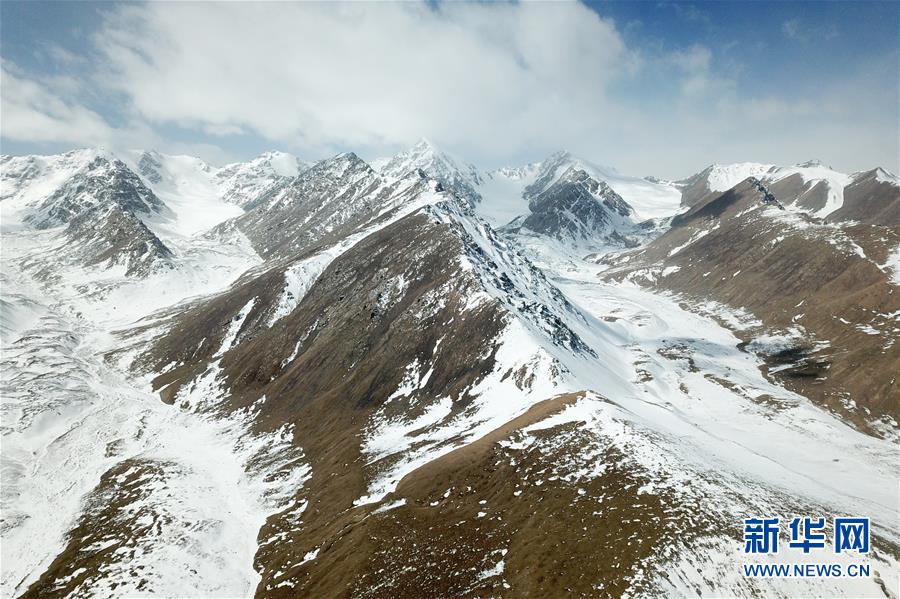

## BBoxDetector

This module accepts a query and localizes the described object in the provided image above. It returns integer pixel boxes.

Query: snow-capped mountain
[130,149,309,209]
[0,150,175,278]
[508,166,637,246]
[65,201,174,277]
[1,143,898,598]
[829,167,900,224]
[521,150,683,221]
[1,149,166,230]
[379,138,484,205]
[675,159,894,220]
[123,149,310,235]
[473,150,684,241]
[227,151,438,260]
[676,161,776,207]
[214,150,310,209]
[600,173,900,430]
[370,142,681,245]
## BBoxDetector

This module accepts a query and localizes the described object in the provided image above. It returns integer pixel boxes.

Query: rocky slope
[214,151,311,209]
[674,159,884,220]
[1,150,167,229]
[829,167,900,224]
[378,138,483,205]
[600,174,900,432]
[225,152,438,261]
[508,166,637,246]
[477,150,682,229]
[1,150,174,277]
[130,149,309,211]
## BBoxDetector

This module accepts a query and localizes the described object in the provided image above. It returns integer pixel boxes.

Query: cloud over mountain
[1,1,897,177]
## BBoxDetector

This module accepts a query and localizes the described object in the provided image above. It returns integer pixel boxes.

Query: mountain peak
[858,166,900,186]
[546,150,573,164]
[539,151,622,178]
[398,138,445,165]
[334,150,364,162]
[379,139,482,203]
[412,137,437,151]
[874,166,899,184]
[253,149,288,163]
[795,159,829,169]
[248,150,306,178]
[306,151,373,182]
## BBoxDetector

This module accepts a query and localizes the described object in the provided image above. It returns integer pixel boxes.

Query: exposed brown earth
[290,395,710,599]
[603,179,900,431]
[767,173,830,214]
[830,169,900,225]
[239,390,720,599]
[21,459,179,598]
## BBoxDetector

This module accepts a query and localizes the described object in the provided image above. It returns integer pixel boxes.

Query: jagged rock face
[521,150,578,198]
[1,151,166,229]
[136,151,164,184]
[231,152,379,257]
[603,178,900,428]
[27,156,165,229]
[521,150,635,202]
[517,167,634,242]
[479,150,682,231]
[381,140,483,205]
[230,152,431,260]
[1,151,172,278]
[214,151,310,209]
[65,204,173,277]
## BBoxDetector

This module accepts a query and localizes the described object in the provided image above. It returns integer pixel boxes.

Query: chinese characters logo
[743,516,869,554]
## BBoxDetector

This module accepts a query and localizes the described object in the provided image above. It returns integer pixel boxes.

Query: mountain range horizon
[9,137,894,187]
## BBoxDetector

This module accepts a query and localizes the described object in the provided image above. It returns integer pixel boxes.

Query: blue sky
[598,1,898,99]
[1,1,897,178]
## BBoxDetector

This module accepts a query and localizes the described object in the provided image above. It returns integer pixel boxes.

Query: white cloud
[0,63,112,145]
[0,1,895,178]
[0,62,242,165]
[782,18,838,42]
[89,1,634,161]
[668,44,712,72]
[782,19,803,40]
